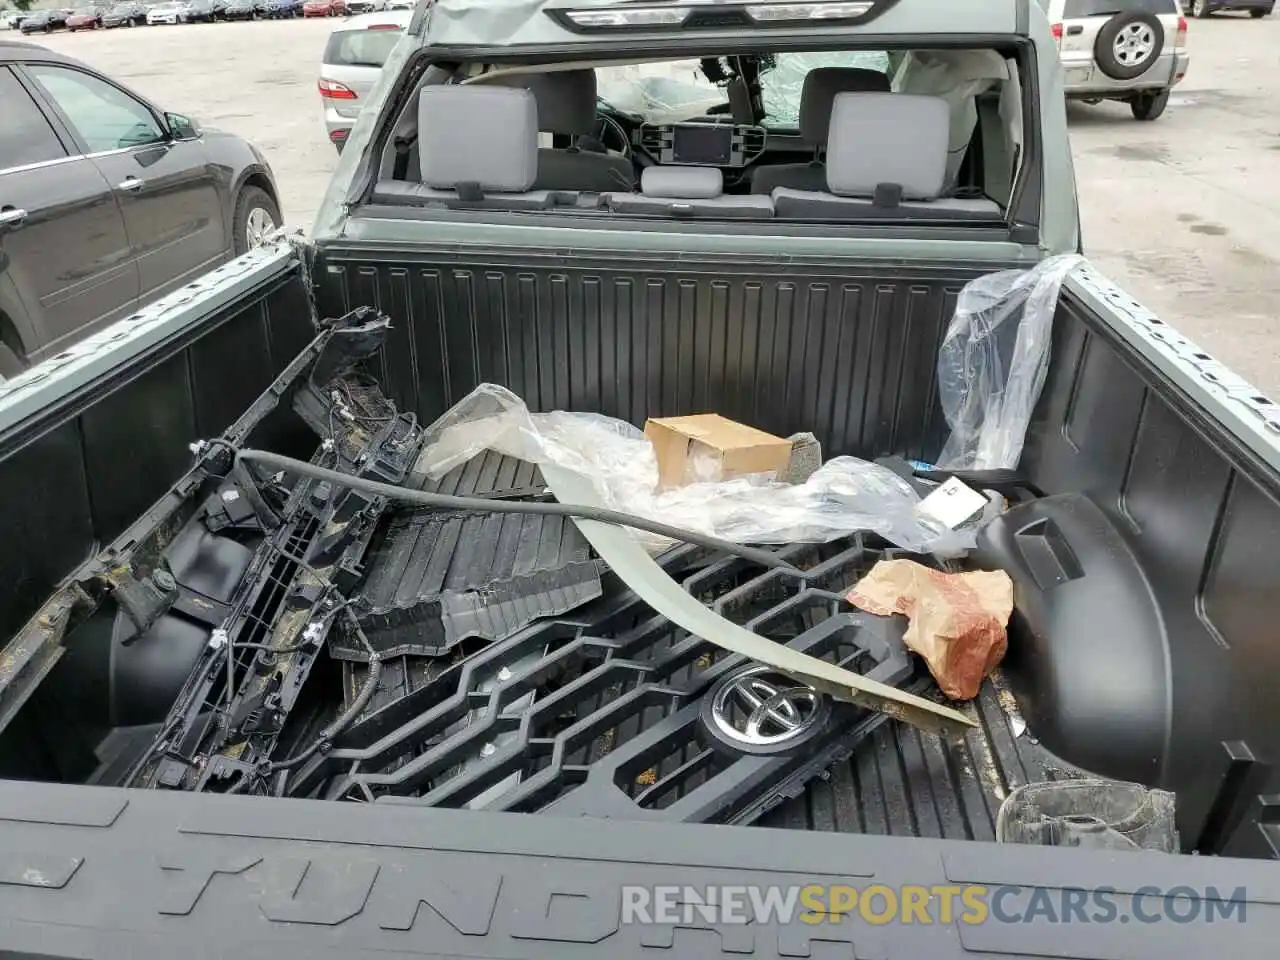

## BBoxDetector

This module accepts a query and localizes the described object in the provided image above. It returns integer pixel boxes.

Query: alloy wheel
[244,207,277,249]
[1113,22,1156,67]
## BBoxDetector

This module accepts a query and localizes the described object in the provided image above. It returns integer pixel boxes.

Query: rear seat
[750,66,891,195]
[373,86,560,211]
[490,69,636,192]
[601,167,774,219]
[771,92,1004,222]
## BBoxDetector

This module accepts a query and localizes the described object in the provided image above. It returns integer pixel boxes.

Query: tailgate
[0,778,1273,958]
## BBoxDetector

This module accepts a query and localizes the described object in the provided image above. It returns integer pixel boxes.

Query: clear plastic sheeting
[416,384,973,556]
[936,254,1086,471]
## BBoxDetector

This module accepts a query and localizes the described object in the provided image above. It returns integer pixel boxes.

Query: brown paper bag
[847,559,1014,700]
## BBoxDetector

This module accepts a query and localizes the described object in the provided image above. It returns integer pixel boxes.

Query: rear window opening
[367,44,1031,232]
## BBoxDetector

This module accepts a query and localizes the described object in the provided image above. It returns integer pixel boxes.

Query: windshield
[596,60,721,124]
[595,52,892,127]
[761,51,891,126]
[323,28,404,68]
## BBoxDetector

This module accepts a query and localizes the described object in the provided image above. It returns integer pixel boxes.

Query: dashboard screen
[670,124,733,165]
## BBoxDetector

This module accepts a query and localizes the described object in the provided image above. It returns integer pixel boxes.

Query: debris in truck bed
[340,507,602,660]
[106,309,1002,819]
[340,451,600,661]
[322,533,920,819]
[997,779,1179,853]
[539,460,975,737]
[415,382,973,555]
[848,559,1014,700]
[785,432,823,484]
[644,413,793,488]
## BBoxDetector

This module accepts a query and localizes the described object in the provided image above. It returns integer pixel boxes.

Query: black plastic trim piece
[1006,40,1042,242]
[973,494,1169,786]
[419,34,1029,62]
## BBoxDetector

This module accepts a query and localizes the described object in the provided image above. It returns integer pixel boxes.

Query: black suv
[0,42,282,376]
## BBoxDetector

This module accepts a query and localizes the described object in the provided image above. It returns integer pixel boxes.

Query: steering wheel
[590,113,631,158]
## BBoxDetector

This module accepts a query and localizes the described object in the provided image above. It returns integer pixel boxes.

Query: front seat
[493,69,635,192]
[750,67,891,195]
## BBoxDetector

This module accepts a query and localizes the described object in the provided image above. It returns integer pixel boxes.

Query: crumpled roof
[424,0,607,47]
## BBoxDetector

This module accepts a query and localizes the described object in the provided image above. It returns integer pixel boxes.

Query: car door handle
[0,207,26,229]
[118,177,145,193]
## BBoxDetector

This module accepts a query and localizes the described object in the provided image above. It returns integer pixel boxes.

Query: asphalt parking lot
[21,15,1280,396]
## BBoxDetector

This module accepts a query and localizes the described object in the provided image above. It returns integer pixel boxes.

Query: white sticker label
[918,477,988,529]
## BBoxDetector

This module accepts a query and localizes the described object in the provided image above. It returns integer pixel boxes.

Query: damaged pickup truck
[0,0,1278,956]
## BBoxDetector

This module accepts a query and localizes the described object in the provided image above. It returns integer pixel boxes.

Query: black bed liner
[757,680,1055,841]
[0,778,1272,960]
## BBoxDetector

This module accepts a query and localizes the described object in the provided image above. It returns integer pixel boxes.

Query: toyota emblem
[706,665,828,749]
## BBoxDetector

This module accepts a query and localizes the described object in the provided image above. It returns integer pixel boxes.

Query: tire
[1251,8,1270,17]
[1192,0,1211,16]
[1094,12,1165,81]
[232,186,282,255]
[1131,88,1171,121]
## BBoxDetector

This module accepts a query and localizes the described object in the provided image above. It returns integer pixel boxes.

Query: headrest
[798,67,892,145]
[826,92,949,201]
[491,69,598,136]
[640,166,722,200]
[418,86,538,193]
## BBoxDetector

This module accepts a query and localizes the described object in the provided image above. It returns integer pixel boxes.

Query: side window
[0,68,67,170]
[26,64,165,154]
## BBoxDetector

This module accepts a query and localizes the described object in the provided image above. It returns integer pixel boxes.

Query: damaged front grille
[292,536,921,824]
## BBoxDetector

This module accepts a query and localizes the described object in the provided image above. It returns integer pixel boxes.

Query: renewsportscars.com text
[621,884,1248,927]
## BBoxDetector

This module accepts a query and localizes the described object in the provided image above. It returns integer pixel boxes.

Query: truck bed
[3,241,1280,877]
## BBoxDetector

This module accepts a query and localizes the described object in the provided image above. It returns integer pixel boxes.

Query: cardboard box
[644,414,794,489]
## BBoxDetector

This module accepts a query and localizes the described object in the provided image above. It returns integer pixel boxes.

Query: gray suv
[1045,0,1189,120]
[0,41,282,376]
